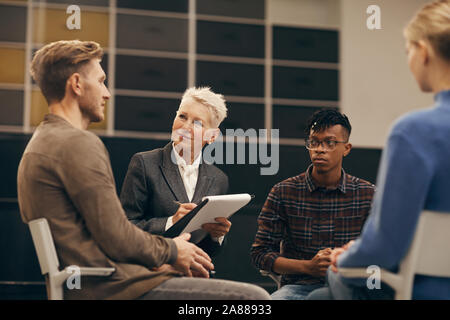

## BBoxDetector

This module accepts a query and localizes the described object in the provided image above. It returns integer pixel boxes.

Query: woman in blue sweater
[308,0,450,300]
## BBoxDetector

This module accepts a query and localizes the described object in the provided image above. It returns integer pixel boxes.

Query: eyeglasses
[177,112,206,129]
[305,138,348,151]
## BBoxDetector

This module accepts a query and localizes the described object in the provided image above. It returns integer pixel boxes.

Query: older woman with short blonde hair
[120,87,232,256]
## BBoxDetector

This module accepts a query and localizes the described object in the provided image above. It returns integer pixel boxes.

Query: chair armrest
[260,270,281,289]
[260,270,271,277]
[338,268,368,278]
[59,266,115,279]
[338,267,402,292]
[79,267,115,276]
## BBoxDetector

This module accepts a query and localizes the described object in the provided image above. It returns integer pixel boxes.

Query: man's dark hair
[304,109,352,140]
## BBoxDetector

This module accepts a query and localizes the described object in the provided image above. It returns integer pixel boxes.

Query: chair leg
[44,275,51,300]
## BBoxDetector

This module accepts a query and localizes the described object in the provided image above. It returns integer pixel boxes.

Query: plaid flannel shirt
[251,165,375,286]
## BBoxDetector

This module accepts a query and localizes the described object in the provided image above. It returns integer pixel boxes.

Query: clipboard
[163,198,209,239]
[163,193,253,243]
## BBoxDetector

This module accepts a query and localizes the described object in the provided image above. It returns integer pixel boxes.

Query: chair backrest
[338,210,450,299]
[401,210,450,278]
[28,218,60,276]
[395,210,450,299]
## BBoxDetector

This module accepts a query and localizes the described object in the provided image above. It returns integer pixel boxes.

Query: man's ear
[343,143,352,157]
[67,73,82,96]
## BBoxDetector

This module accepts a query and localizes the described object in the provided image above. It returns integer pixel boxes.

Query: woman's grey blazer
[120,142,229,255]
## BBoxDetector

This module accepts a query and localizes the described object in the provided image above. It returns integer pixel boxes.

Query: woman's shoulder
[132,144,169,162]
[390,106,436,136]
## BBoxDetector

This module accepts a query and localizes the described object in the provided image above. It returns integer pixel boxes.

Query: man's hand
[202,217,232,238]
[306,248,333,277]
[172,233,214,278]
[173,203,197,224]
[152,263,206,276]
[152,264,177,273]
[330,240,355,273]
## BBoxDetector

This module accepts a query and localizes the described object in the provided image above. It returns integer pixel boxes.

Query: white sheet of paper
[182,193,252,234]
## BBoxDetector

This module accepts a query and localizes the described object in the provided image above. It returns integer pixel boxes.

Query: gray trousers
[138,277,271,300]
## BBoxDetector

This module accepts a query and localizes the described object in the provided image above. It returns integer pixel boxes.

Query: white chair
[260,269,281,289]
[338,210,450,300]
[28,218,115,300]
[259,240,283,290]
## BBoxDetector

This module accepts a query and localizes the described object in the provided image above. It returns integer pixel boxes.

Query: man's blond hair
[30,40,104,104]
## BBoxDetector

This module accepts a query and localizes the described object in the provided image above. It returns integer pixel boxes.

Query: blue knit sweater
[338,90,450,299]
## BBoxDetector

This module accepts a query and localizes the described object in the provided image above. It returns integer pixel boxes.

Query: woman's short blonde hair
[179,87,228,128]
[404,0,450,60]
[30,40,104,104]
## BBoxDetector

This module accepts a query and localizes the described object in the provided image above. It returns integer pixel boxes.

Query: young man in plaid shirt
[251,109,375,300]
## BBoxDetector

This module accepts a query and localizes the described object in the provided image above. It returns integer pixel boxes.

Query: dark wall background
[0,132,381,299]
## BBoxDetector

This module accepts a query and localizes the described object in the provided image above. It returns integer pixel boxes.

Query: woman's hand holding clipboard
[163,194,253,243]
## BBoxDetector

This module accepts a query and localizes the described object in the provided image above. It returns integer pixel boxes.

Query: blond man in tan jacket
[17,40,270,300]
